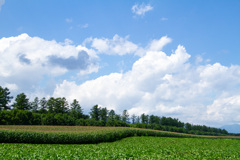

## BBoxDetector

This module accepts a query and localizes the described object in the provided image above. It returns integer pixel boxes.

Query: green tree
[141,113,149,124]
[114,114,121,121]
[136,116,140,123]
[149,115,161,124]
[108,109,115,120]
[47,97,69,113]
[41,113,56,125]
[99,107,108,123]
[90,105,100,121]
[54,97,69,113]
[70,99,83,119]
[12,93,30,110]
[185,123,192,131]
[0,86,13,110]
[47,97,55,113]
[131,114,137,124]
[121,109,129,123]
[30,97,39,112]
[39,97,47,113]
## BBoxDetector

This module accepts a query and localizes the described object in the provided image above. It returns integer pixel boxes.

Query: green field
[1,137,240,159]
[0,125,240,159]
[0,125,205,144]
[0,125,130,133]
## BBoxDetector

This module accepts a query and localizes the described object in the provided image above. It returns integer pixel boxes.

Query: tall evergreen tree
[108,109,116,120]
[70,99,83,119]
[149,115,161,124]
[0,86,13,110]
[47,97,55,113]
[47,97,69,113]
[141,113,148,124]
[90,105,100,120]
[39,97,47,113]
[121,109,129,123]
[100,107,108,122]
[12,93,30,110]
[31,97,39,112]
[136,116,140,123]
[54,97,69,113]
[131,114,137,124]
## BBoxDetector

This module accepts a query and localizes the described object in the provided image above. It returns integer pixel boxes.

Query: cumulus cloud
[53,45,192,114]
[0,34,98,96]
[132,3,153,16]
[0,0,4,11]
[205,95,240,126]
[3,83,18,91]
[147,36,172,52]
[53,41,240,127]
[89,34,139,56]
[85,35,171,57]
[49,51,92,70]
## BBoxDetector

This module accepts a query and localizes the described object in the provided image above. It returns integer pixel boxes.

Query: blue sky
[0,0,240,127]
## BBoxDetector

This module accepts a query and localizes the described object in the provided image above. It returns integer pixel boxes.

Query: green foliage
[30,97,39,112]
[121,109,129,123]
[141,113,148,124]
[0,136,240,159]
[108,109,115,120]
[131,114,137,124]
[47,97,69,113]
[99,107,108,124]
[89,105,100,120]
[39,97,47,113]
[12,93,30,110]
[0,86,13,110]
[70,99,83,119]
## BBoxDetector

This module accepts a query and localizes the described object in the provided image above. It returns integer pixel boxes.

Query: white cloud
[132,3,153,16]
[54,45,191,114]
[85,35,171,56]
[0,34,98,96]
[0,0,4,11]
[53,40,240,127]
[90,34,139,56]
[205,95,240,126]
[147,36,172,52]
[3,83,18,91]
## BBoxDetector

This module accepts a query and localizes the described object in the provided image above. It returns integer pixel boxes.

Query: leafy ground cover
[0,137,240,159]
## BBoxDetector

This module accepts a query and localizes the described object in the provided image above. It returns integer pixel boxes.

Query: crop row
[0,128,197,144]
[1,137,240,159]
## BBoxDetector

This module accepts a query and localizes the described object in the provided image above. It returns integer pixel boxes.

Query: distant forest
[0,86,228,136]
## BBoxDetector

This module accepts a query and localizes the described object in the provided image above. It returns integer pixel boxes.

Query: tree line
[0,86,228,136]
